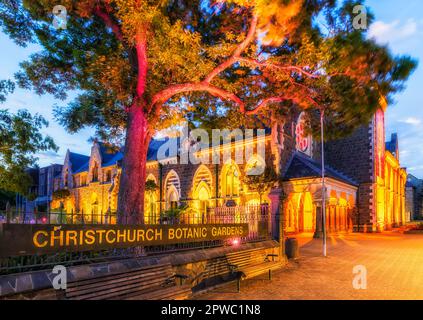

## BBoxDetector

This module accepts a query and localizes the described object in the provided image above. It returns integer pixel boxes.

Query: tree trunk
[118,105,151,224]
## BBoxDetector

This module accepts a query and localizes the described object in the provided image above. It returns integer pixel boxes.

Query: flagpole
[321,109,327,257]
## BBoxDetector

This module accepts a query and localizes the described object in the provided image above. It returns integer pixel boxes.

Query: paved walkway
[195,232,423,300]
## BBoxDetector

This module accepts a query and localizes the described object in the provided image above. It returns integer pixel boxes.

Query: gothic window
[193,165,213,218]
[164,170,180,210]
[145,174,158,224]
[295,112,312,157]
[222,162,240,198]
[92,162,99,182]
[81,175,87,186]
[105,170,112,183]
[64,169,69,187]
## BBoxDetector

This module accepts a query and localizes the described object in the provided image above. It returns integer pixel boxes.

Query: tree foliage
[0,108,58,195]
[145,179,158,193]
[244,160,280,203]
[53,188,71,200]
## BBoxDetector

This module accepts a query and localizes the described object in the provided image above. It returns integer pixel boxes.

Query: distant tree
[0,0,416,223]
[53,188,71,200]
[244,162,280,204]
[0,109,57,195]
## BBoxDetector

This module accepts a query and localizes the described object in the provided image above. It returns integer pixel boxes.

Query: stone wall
[325,123,375,230]
[0,241,280,300]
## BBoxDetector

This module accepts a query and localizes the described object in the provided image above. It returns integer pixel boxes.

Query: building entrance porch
[283,177,357,235]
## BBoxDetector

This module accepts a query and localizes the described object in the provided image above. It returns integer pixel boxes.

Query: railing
[0,210,118,225]
[0,205,271,275]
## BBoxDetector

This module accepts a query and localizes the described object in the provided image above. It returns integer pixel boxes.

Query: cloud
[368,19,417,44]
[399,117,422,126]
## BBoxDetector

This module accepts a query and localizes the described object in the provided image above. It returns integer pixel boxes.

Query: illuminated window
[105,170,112,183]
[92,162,99,182]
[295,112,312,157]
[164,170,180,210]
[222,162,240,198]
[193,165,213,217]
[80,175,87,186]
[64,169,69,187]
[375,109,385,179]
[145,174,158,224]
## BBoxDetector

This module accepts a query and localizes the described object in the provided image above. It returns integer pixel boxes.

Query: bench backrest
[64,263,175,300]
[193,248,268,285]
[226,248,267,268]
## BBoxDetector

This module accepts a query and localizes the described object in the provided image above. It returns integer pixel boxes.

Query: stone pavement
[194,232,423,300]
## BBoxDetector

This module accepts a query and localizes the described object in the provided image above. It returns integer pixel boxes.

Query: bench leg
[237,279,241,293]
[269,269,272,281]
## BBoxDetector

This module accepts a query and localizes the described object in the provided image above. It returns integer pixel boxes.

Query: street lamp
[320,109,327,257]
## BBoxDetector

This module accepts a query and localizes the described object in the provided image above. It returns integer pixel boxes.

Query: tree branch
[245,92,320,116]
[203,15,258,83]
[150,15,258,114]
[93,6,123,41]
[151,82,245,110]
[238,57,319,79]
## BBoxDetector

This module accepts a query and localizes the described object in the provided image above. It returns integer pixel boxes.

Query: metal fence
[0,210,118,225]
[0,205,271,275]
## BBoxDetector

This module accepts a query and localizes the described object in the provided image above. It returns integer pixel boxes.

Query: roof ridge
[293,152,358,186]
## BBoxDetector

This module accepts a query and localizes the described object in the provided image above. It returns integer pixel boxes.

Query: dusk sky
[0,0,422,177]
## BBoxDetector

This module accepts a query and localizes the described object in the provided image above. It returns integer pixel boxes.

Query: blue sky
[0,0,422,176]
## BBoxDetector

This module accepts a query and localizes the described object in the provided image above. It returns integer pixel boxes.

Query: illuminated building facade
[51,105,408,233]
[325,104,408,231]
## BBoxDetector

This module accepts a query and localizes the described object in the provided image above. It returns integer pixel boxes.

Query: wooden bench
[226,249,281,292]
[60,263,191,300]
[191,248,280,292]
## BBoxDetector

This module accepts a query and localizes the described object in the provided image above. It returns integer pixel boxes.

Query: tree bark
[118,104,151,224]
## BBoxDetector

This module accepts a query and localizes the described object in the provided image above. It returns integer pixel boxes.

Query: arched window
[192,165,213,217]
[295,112,313,156]
[167,186,179,210]
[90,193,99,223]
[92,162,99,182]
[164,170,180,210]
[221,162,240,198]
[145,174,158,224]
[64,170,68,187]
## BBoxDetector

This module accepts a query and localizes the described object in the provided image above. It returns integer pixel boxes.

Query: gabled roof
[284,152,358,187]
[70,139,178,174]
[69,152,90,173]
[98,142,124,167]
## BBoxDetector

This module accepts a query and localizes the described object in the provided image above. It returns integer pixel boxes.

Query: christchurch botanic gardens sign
[0,224,249,257]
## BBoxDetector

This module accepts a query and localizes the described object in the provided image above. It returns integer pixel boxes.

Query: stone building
[406,174,423,220]
[52,103,408,233]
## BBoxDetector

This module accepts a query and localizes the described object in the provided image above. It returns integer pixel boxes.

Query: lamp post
[320,109,327,257]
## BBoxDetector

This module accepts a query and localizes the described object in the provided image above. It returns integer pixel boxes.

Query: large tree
[0,0,415,223]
